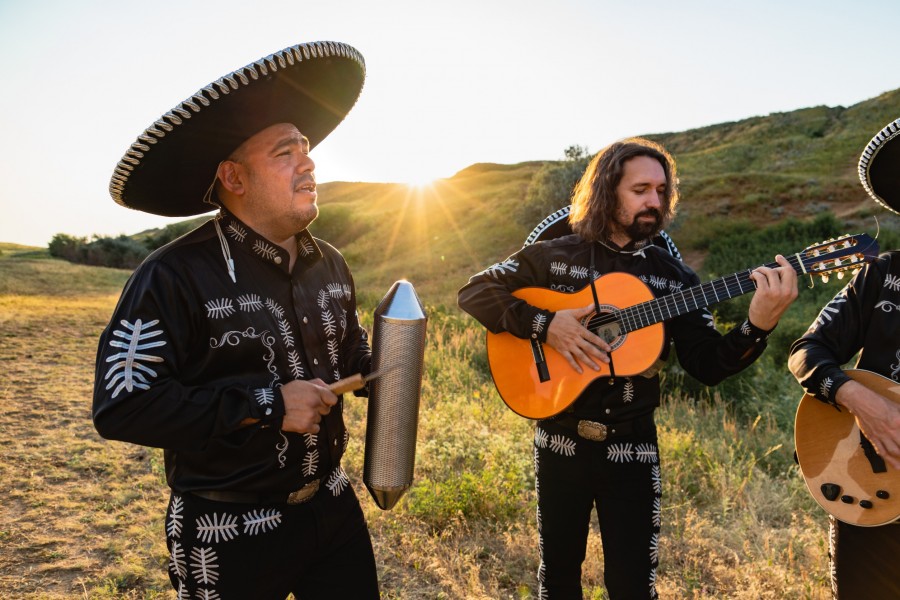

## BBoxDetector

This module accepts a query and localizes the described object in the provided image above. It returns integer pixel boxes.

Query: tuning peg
[837,271,844,279]
[822,274,830,284]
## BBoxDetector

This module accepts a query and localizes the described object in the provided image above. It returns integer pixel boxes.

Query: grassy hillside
[305,88,900,306]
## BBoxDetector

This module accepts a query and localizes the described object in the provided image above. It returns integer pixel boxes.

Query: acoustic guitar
[486,234,879,419]
[795,369,900,526]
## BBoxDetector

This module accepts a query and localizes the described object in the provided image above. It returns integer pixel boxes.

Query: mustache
[294,174,316,190]
[635,208,661,221]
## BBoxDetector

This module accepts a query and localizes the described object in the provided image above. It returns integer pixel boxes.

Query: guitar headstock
[800,233,880,283]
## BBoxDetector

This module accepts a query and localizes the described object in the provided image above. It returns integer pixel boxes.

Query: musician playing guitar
[789,118,900,599]
[458,138,798,599]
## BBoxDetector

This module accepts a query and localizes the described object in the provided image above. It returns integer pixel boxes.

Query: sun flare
[405,175,438,191]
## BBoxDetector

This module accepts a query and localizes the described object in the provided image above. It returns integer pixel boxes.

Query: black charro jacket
[93,210,371,495]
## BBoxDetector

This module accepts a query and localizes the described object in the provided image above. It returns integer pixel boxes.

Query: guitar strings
[585,256,801,333]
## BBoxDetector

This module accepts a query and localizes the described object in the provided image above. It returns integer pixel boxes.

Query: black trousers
[165,473,379,599]
[831,518,900,599]
[534,419,661,600]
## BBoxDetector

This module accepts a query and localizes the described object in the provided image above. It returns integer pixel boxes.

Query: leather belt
[549,414,654,442]
[190,479,320,505]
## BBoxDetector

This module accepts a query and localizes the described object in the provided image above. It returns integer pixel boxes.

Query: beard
[620,208,662,242]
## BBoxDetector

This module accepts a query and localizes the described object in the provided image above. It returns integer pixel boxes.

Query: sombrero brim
[110,41,365,217]
[859,118,900,215]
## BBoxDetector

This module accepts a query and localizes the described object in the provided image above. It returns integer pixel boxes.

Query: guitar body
[486,272,665,419]
[795,369,900,526]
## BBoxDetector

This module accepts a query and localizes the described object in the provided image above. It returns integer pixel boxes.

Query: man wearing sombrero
[92,42,380,598]
[790,118,900,598]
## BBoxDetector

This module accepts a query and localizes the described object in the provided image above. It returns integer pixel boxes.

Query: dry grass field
[0,247,833,599]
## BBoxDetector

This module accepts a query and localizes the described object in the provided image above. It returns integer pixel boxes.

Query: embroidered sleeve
[92,259,262,450]
[789,257,888,406]
[458,244,554,341]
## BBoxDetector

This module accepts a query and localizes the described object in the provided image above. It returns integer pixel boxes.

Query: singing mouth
[296,181,317,193]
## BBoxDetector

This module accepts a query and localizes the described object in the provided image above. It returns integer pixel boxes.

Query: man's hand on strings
[748,254,799,331]
[546,304,612,374]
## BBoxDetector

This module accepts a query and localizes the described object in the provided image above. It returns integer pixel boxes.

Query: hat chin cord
[204,171,237,284]
[213,217,237,284]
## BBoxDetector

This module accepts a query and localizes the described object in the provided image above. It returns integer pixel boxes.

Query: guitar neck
[592,254,804,334]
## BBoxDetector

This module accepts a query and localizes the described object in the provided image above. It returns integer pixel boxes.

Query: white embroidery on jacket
[277,319,294,348]
[532,313,547,335]
[253,239,279,262]
[302,450,318,477]
[326,467,350,496]
[875,300,900,313]
[104,318,166,398]
[276,431,289,469]
[811,293,848,329]
[287,350,305,379]
[205,298,236,319]
[483,259,519,278]
[550,261,567,276]
[884,273,900,292]
[226,220,247,242]
[236,294,263,312]
[210,328,278,386]
[321,310,337,337]
[298,236,315,257]
[569,265,589,279]
[623,378,634,403]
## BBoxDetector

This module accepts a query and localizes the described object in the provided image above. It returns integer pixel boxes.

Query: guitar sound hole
[586,305,626,352]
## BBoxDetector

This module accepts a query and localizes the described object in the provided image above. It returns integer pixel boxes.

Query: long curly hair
[568,137,679,243]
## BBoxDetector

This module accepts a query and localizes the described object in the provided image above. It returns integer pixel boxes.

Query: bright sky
[1,0,898,247]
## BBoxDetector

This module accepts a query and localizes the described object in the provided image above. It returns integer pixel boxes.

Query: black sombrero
[109,41,366,217]
[859,118,900,215]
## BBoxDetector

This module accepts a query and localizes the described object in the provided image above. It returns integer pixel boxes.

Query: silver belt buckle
[287,479,320,504]
[577,419,608,441]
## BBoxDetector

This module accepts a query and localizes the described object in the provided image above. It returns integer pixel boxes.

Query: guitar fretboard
[588,255,803,334]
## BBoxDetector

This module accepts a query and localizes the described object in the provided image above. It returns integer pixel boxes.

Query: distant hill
[25,87,900,307]
[308,88,898,305]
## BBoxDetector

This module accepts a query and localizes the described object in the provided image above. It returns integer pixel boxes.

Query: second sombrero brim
[859,118,900,215]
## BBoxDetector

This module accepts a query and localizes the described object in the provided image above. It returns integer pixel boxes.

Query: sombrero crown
[110,41,365,216]
[859,118,900,215]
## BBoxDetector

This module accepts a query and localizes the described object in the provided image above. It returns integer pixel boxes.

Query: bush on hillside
[48,233,89,262]
[48,233,148,269]
[516,145,590,228]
